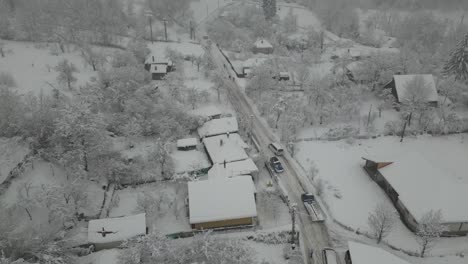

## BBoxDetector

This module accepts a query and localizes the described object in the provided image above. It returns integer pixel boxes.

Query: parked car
[270,156,284,173]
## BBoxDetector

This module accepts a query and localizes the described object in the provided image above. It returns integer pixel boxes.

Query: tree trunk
[82,138,88,172]
[275,112,282,128]
[408,112,413,127]
[92,62,97,71]
[420,240,428,257]
[25,208,33,221]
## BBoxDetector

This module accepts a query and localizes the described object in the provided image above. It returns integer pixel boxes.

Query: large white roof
[188,177,257,224]
[208,159,258,179]
[197,117,238,138]
[348,241,412,264]
[378,152,468,223]
[203,134,248,164]
[254,39,273,49]
[88,214,146,244]
[393,74,438,103]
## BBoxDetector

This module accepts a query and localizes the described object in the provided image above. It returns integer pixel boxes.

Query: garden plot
[108,182,190,234]
[0,40,109,96]
[294,134,468,256]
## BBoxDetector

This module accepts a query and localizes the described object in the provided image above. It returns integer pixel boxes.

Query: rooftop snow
[149,64,168,74]
[393,74,438,103]
[208,159,258,179]
[254,39,273,49]
[228,133,249,149]
[203,134,248,164]
[177,138,198,148]
[189,105,223,118]
[171,150,211,174]
[88,214,146,244]
[348,241,412,264]
[377,152,468,223]
[188,177,257,224]
[197,117,238,138]
[144,54,173,65]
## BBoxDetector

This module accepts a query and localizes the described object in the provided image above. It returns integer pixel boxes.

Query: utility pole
[366,104,372,127]
[400,115,409,143]
[163,18,168,41]
[290,203,297,247]
[144,10,154,43]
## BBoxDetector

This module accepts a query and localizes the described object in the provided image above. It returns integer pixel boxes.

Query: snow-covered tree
[0,72,16,87]
[55,59,78,90]
[164,71,185,102]
[368,203,397,244]
[211,71,226,103]
[262,0,276,20]
[416,210,447,257]
[111,50,138,68]
[400,76,431,127]
[437,76,468,105]
[80,45,106,71]
[186,86,203,110]
[127,39,150,64]
[306,161,319,182]
[0,85,23,137]
[149,140,174,180]
[443,34,468,81]
[282,7,297,33]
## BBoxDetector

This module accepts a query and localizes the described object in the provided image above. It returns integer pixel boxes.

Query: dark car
[270,156,284,173]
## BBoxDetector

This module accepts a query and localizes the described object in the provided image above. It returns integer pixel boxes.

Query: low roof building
[88,214,146,250]
[384,74,438,105]
[197,117,238,138]
[203,134,248,164]
[346,241,412,264]
[188,177,257,229]
[171,150,211,174]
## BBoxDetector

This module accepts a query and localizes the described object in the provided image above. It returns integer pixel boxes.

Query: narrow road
[206,44,332,264]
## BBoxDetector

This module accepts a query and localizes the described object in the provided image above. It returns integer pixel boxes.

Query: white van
[268,142,284,156]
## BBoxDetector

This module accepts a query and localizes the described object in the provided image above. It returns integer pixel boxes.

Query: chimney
[152,56,154,62]
[220,139,223,146]
[224,160,226,168]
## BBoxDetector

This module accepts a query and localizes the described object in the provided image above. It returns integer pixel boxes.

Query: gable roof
[203,134,248,164]
[376,152,468,223]
[348,241,412,264]
[197,117,238,138]
[88,214,146,244]
[188,177,257,224]
[254,39,273,49]
[392,74,438,103]
[144,54,173,65]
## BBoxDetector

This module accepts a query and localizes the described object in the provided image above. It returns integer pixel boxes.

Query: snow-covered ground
[109,182,190,235]
[0,40,113,96]
[294,134,468,257]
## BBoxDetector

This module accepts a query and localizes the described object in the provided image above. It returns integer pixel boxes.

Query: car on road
[301,193,325,222]
[268,142,284,156]
[270,156,284,173]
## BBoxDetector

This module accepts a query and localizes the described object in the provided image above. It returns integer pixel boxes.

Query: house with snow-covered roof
[345,241,412,264]
[197,117,238,138]
[88,214,147,250]
[188,176,257,229]
[208,159,258,180]
[383,74,438,106]
[363,152,468,235]
[202,134,248,164]
[253,39,273,54]
[144,54,174,72]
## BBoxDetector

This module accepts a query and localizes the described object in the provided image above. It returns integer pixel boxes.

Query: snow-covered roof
[348,241,412,264]
[197,117,238,138]
[393,74,438,103]
[144,54,173,65]
[171,150,211,174]
[377,152,468,223]
[149,64,167,74]
[177,138,198,148]
[208,159,258,179]
[88,214,146,244]
[203,134,248,164]
[242,58,267,68]
[254,39,273,49]
[188,177,257,224]
[228,133,249,149]
[189,105,223,118]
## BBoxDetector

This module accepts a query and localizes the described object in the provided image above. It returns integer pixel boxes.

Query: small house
[253,39,273,54]
[149,64,168,80]
[88,214,147,251]
[188,176,257,229]
[383,74,438,107]
[345,241,413,264]
[278,72,290,81]
[144,54,174,73]
[177,138,198,151]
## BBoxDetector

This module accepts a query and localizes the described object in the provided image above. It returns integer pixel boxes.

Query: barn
[383,74,438,106]
[188,176,257,229]
[363,153,468,236]
[88,214,147,251]
[253,39,273,54]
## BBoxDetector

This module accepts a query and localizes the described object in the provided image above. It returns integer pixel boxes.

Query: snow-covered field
[0,40,112,96]
[294,134,468,256]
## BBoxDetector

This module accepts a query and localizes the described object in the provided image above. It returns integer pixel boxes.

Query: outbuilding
[88,214,147,251]
[383,74,438,106]
[253,39,273,54]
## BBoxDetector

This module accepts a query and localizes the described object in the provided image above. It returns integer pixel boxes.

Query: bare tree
[150,140,174,180]
[80,45,106,71]
[401,76,431,127]
[416,210,447,258]
[368,203,397,244]
[55,59,78,90]
[306,161,319,182]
